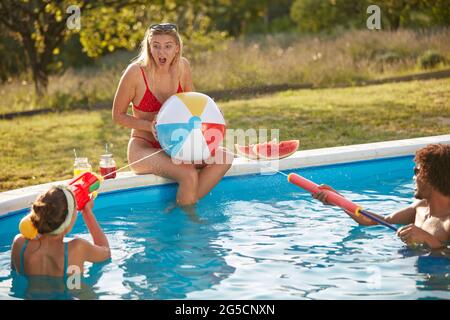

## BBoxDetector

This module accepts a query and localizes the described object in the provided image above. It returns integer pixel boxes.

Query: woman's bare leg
[128,138,199,205]
[128,139,233,204]
[196,148,233,199]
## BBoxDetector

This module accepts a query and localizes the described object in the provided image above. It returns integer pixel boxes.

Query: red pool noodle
[288,173,360,214]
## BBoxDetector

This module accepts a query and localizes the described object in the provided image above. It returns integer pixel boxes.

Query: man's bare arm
[384,202,419,225]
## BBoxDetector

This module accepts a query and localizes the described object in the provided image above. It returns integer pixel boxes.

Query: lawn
[1,28,449,115]
[0,78,449,192]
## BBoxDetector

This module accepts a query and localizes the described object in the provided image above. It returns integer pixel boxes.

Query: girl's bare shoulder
[12,234,27,247]
[123,63,142,80]
[69,237,91,250]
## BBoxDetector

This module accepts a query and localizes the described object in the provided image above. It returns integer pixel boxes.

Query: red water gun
[68,172,102,211]
[19,172,102,239]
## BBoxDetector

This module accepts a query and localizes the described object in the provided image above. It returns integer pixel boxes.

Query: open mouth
[158,57,167,64]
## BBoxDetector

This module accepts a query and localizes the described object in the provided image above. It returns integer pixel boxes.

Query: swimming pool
[0,151,449,299]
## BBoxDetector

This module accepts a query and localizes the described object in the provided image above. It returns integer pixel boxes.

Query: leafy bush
[417,50,447,69]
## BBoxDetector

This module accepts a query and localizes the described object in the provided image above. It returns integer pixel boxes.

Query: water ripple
[1,157,449,299]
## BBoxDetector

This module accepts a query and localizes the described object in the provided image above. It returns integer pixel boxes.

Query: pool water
[0,156,449,299]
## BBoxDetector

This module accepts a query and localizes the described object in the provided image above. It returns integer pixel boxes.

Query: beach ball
[156,92,226,162]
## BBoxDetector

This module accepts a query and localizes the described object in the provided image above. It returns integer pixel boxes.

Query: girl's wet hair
[30,188,68,234]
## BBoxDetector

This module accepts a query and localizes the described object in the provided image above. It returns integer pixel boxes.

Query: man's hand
[397,224,442,248]
[312,184,340,206]
[312,185,370,223]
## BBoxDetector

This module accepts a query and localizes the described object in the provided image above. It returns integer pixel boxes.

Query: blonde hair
[131,25,184,89]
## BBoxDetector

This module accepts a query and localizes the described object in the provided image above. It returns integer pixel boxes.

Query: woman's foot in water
[179,204,202,224]
[164,201,178,214]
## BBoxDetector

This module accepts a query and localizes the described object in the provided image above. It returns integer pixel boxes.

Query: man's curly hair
[415,144,450,196]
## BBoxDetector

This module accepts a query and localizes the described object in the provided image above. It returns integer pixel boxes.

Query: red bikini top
[133,67,183,113]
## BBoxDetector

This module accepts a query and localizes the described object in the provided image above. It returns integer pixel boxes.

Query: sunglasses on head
[150,23,178,32]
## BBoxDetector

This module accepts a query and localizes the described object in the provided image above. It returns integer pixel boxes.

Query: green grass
[225,78,450,147]
[0,78,449,192]
[1,28,449,115]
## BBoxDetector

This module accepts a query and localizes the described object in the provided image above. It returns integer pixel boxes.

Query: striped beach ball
[156,92,226,162]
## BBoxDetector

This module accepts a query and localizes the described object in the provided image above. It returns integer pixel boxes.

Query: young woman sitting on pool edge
[313,144,450,250]
[11,186,110,292]
[112,23,233,207]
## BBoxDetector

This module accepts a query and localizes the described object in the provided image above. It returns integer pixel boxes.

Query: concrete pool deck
[1,134,449,217]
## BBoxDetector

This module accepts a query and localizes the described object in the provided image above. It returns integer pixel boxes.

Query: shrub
[417,50,447,69]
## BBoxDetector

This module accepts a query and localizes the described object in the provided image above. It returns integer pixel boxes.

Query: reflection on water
[109,204,235,299]
[0,156,449,299]
[1,202,235,300]
[406,250,450,294]
[9,272,96,300]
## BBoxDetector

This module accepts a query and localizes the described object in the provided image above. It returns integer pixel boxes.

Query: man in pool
[313,143,450,250]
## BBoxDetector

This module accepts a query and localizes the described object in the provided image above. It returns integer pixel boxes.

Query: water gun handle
[288,173,361,214]
[90,191,98,201]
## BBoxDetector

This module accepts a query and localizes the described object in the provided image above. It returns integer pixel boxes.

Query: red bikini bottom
[131,136,162,149]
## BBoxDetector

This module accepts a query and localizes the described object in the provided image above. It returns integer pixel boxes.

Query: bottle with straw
[73,149,92,177]
[99,143,117,179]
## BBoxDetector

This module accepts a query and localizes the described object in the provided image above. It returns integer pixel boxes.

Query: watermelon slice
[235,143,259,159]
[253,139,299,160]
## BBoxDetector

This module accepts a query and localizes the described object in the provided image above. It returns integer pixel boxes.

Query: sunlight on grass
[1,29,449,115]
[1,78,449,191]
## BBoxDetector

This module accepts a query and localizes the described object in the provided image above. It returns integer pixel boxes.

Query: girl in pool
[11,186,111,287]
[112,23,232,206]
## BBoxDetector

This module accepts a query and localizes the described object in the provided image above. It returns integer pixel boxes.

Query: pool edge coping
[1,134,450,217]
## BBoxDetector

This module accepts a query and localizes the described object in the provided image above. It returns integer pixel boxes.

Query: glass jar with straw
[73,149,92,177]
[99,144,117,179]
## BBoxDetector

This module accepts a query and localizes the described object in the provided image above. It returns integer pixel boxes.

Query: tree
[419,0,450,27]
[78,0,230,63]
[78,5,146,58]
[0,0,66,96]
[370,0,422,30]
[207,0,269,36]
[366,0,450,30]
[0,0,145,97]
[0,29,27,82]
[289,0,445,32]
[290,0,365,33]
